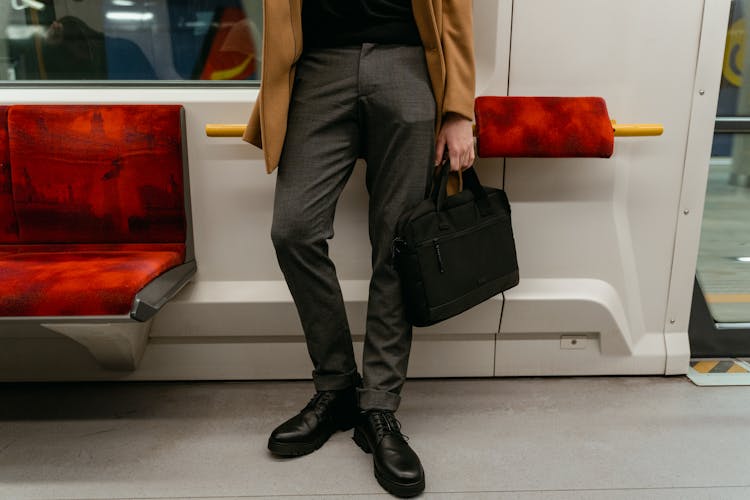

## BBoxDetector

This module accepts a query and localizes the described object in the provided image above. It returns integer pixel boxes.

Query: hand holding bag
[392,162,519,327]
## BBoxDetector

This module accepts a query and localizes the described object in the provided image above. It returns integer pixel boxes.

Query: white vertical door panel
[497,0,724,375]
[662,0,732,373]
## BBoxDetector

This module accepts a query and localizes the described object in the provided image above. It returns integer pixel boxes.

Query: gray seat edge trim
[130,260,197,322]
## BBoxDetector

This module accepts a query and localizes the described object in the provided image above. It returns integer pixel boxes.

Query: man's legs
[268,45,436,484]
[357,44,437,411]
[273,44,435,402]
[268,47,363,456]
[351,44,436,498]
[271,48,362,391]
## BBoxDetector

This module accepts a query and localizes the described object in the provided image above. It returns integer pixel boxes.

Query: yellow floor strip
[691,361,720,373]
[688,359,750,386]
[705,293,750,303]
[728,364,749,373]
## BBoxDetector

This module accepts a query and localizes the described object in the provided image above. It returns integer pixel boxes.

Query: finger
[465,151,475,168]
[435,137,446,166]
[450,149,461,172]
[454,146,466,169]
[465,144,476,168]
[460,150,470,169]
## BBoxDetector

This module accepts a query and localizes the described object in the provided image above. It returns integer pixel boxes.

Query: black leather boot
[268,385,359,457]
[353,410,425,498]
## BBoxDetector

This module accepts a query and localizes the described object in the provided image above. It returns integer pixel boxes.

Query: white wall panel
[499,0,729,375]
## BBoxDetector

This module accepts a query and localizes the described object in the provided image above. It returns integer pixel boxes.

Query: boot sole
[268,422,354,458]
[353,428,426,498]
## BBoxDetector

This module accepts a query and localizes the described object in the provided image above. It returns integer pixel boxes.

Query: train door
[691,0,750,357]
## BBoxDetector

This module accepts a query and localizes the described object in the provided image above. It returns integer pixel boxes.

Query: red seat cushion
[8,105,186,244]
[475,96,615,158]
[0,243,185,316]
[0,106,18,242]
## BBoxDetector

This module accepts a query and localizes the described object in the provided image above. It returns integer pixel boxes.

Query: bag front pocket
[417,214,517,308]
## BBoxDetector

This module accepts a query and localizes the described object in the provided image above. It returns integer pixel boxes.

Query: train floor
[1,376,749,499]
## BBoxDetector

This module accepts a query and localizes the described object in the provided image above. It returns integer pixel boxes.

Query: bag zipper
[433,239,445,274]
[397,211,507,273]
[415,214,503,249]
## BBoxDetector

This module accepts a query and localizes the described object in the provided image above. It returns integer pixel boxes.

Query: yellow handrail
[206,121,665,138]
[611,120,664,137]
[206,124,247,137]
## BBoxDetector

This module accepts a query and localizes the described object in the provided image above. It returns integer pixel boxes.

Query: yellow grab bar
[206,121,665,138]
[206,124,247,137]
[611,120,664,137]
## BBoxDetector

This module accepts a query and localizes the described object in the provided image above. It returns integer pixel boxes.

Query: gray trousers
[271,44,436,411]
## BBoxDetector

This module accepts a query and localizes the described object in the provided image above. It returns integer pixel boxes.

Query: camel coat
[242,0,476,173]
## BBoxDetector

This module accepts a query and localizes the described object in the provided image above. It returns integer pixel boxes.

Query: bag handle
[431,160,494,216]
[430,161,451,207]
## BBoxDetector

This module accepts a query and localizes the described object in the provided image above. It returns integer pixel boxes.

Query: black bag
[392,163,519,327]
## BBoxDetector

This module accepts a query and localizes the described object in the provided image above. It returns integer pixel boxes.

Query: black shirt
[302,0,422,49]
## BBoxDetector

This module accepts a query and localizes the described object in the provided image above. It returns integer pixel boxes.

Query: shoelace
[370,410,409,442]
[303,391,337,419]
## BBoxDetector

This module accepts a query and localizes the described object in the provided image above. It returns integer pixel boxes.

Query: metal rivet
[683,209,690,215]
[670,318,676,324]
[699,89,706,95]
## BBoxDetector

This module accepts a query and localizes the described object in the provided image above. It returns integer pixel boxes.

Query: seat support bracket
[41,320,152,371]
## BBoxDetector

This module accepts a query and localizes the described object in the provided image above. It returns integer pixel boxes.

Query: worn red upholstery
[475,96,615,158]
[0,105,190,317]
[0,242,186,255]
[8,105,186,243]
[0,106,18,242]
[0,244,184,316]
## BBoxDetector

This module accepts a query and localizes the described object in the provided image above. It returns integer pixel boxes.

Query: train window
[0,0,262,84]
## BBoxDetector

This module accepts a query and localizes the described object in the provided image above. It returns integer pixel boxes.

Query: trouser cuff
[312,367,361,391]
[357,388,401,412]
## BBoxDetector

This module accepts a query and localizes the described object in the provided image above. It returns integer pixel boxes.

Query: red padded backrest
[8,105,186,244]
[0,106,18,242]
[475,96,615,158]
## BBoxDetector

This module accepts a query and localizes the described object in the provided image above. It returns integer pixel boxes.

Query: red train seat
[474,96,615,158]
[0,105,195,320]
[0,244,184,316]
